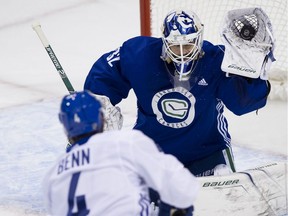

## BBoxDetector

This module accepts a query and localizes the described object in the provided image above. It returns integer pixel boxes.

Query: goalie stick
[32,22,75,94]
[32,22,123,133]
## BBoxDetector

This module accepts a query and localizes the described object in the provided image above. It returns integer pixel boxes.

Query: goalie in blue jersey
[84,8,274,210]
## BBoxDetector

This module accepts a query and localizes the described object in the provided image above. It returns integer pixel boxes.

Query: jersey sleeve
[208,44,270,115]
[216,75,270,115]
[84,47,131,105]
[127,130,199,208]
[204,43,270,115]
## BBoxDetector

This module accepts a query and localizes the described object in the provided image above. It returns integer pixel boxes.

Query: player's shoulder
[125,36,161,44]
[202,40,225,57]
[105,129,148,140]
[122,36,162,50]
[88,129,146,141]
[84,130,160,158]
[104,129,155,147]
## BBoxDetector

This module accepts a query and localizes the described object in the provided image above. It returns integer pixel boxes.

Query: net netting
[147,0,287,100]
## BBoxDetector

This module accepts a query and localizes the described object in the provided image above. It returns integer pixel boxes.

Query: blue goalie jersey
[84,36,269,165]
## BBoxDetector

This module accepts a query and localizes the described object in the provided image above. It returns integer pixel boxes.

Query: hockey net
[140,0,287,100]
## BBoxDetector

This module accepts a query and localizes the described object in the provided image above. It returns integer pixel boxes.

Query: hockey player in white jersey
[43,90,199,216]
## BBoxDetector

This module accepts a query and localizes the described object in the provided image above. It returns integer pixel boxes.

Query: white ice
[0,0,287,215]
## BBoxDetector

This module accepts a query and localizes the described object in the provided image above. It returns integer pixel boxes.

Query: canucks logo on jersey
[152,87,195,128]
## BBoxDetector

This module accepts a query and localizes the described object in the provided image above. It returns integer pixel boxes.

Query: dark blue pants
[158,202,193,216]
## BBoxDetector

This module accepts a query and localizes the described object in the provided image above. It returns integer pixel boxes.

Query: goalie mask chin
[173,60,195,81]
[161,10,204,81]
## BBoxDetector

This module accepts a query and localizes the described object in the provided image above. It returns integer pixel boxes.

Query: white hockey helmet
[162,10,204,81]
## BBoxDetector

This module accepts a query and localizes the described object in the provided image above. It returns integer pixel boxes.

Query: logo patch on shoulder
[152,87,196,128]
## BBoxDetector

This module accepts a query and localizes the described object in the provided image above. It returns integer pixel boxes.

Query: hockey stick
[32,22,76,94]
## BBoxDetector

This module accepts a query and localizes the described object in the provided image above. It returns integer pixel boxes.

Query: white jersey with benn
[43,130,199,216]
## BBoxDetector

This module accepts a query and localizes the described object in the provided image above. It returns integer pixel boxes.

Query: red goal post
[139,0,287,100]
[139,0,151,36]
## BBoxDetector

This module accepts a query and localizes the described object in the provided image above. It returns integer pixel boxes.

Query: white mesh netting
[148,0,287,100]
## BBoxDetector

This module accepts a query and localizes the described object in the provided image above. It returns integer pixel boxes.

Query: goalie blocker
[220,7,276,80]
[92,94,123,131]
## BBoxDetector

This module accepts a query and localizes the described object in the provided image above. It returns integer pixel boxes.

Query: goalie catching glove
[220,7,276,80]
[93,94,123,131]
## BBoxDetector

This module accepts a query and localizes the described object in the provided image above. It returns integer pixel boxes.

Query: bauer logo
[202,179,239,187]
[228,64,256,74]
[152,87,195,128]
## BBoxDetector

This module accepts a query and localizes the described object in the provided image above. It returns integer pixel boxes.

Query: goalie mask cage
[140,0,287,100]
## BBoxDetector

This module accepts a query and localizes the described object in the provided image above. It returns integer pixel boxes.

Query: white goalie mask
[161,10,204,81]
